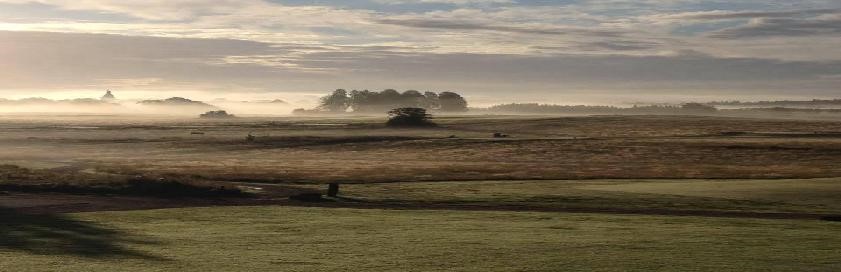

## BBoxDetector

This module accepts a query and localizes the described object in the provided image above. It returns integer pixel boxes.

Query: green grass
[2,206,840,271]
[579,178,841,209]
[337,178,841,214]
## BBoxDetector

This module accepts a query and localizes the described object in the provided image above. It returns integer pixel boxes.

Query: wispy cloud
[374,0,513,4]
[710,17,841,38]
[375,18,626,37]
[650,8,841,21]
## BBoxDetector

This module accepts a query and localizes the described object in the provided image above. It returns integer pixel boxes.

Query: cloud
[580,40,663,51]
[374,0,512,4]
[1,0,841,101]
[298,51,841,83]
[652,9,841,21]
[531,39,663,52]
[0,0,253,21]
[0,31,292,90]
[375,18,625,37]
[2,0,838,60]
[0,29,840,105]
[710,17,841,38]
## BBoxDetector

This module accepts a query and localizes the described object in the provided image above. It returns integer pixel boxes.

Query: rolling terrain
[1,114,841,271]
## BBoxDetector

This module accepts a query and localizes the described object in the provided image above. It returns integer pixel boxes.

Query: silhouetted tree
[348,89,372,112]
[681,103,717,112]
[386,107,435,127]
[438,91,468,112]
[401,90,424,107]
[380,89,401,106]
[422,92,440,109]
[199,110,235,118]
[319,89,349,112]
[322,89,468,113]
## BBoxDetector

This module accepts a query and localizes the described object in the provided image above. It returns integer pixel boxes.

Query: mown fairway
[2,206,841,272]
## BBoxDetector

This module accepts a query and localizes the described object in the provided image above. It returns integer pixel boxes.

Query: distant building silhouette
[101,90,116,101]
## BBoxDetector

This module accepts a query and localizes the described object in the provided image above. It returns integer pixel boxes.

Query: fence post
[327,183,340,197]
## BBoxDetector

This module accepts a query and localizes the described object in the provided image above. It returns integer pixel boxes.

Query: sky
[0,0,840,105]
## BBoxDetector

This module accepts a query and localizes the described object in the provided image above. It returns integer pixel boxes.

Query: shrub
[200,110,235,118]
[681,103,717,112]
[386,107,436,127]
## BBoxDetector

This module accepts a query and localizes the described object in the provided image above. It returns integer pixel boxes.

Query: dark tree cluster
[386,107,436,127]
[199,110,235,118]
[708,99,841,107]
[680,103,717,112]
[316,89,468,113]
[479,103,719,115]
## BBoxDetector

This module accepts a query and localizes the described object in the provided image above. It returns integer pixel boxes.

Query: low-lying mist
[0,100,305,116]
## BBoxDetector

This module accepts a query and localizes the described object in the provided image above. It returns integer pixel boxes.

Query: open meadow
[4,114,841,182]
[2,114,841,271]
[6,0,841,270]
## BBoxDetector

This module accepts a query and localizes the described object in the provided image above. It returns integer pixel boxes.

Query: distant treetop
[316,89,468,113]
[138,97,219,110]
[200,110,235,119]
[101,90,116,101]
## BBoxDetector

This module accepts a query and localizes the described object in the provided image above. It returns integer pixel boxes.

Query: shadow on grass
[0,207,166,260]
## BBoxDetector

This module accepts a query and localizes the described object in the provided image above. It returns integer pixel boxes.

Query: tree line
[476,103,717,114]
[310,89,468,113]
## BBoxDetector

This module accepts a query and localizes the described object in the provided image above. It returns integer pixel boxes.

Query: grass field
[2,114,841,271]
[2,206,841,272]
[3,115,841,182]
[335,178,841,214]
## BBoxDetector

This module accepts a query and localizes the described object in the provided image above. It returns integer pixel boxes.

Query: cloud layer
[0,0,839,102]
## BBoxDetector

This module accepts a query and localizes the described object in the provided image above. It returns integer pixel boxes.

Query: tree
[422,92,440,109]
[438,91,468,112]
[318,89,468,113]
[199,110,235,118]
[349,89,372,112]
[401,90,424,107]
[379,89,402,107]
[681,103,717,112]
[319,89,349,112]
[386,107,436,127]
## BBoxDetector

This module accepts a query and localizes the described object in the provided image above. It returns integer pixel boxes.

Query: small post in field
[327,183,340,197]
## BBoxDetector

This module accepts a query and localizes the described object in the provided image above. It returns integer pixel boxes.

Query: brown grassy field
[2,115,841,183]
[3,113,841,216]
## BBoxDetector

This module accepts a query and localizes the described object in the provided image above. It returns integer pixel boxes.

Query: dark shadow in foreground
[0,207,166,260]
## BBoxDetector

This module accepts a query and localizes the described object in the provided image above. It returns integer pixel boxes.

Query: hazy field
[2,114,841,271]
[3,114,841,182]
